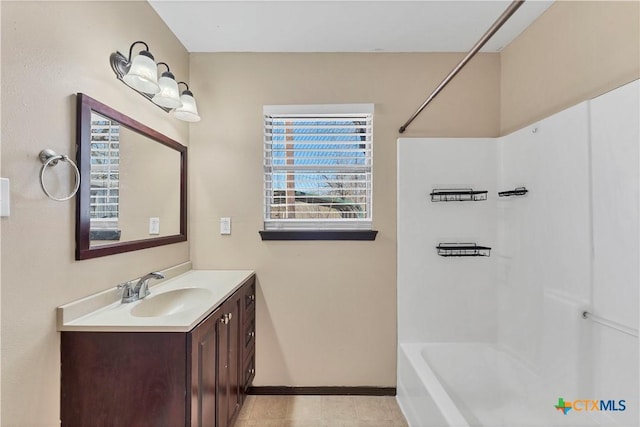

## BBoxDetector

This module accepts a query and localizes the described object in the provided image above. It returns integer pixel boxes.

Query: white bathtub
[396,343,629,427]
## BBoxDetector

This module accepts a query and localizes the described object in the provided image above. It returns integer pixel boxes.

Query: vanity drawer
[243,350,255,392]
[243,317,255,354]
[242,278,256,325]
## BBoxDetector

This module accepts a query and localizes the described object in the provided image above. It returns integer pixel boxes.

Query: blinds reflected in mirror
[90,112,120,238]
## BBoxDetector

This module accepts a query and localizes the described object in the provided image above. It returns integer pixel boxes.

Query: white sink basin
[131,288,212,318]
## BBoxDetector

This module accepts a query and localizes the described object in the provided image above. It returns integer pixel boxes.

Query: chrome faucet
[118,272,165,303]
[133,272,165,300]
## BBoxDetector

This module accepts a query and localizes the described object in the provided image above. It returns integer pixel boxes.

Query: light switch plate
[220,217,231,235]
[149,217,160,235]
[0,178,9,217]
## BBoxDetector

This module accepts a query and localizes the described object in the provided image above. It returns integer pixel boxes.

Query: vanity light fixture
[152,62,183,109]
[174,82,201,122]
[117,41,160,94]
[110,41,201,121]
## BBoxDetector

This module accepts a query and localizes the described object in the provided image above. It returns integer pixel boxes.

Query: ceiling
[148,0,554,53]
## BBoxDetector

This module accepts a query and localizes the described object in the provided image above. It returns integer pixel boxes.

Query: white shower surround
[397,80,639,427]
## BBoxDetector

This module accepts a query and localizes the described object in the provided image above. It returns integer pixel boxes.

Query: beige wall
[188,52,501,387]
[1,2,189,426]
[501,0,640,134]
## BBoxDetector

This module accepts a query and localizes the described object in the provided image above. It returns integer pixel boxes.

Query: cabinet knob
[220,313,231,325]
[248,368,255,376]
[248,331,255,339]
[247,294,255,302]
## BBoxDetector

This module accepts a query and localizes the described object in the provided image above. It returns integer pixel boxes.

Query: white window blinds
[263,104,373,230]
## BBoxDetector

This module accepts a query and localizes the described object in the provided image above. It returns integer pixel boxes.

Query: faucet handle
[118,281,135,303]
[117,281,133,291]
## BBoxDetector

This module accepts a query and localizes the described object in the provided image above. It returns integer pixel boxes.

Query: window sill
[259,230,378,241]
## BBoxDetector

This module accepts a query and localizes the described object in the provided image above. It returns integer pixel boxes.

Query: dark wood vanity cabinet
[61,276,256,427]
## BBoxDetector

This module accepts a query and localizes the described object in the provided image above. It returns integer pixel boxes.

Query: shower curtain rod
[398,0,526,134]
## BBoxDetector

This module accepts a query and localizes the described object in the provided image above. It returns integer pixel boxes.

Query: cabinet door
[61,332,187,427]
[217,293,242,427]
[216,307,229,427]
[226,292,242,425]
[188,308,220,427]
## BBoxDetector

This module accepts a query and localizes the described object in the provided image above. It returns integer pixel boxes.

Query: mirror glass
[76,93,187,260]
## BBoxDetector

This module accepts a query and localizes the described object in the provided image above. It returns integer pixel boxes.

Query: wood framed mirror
[75,93,187,260]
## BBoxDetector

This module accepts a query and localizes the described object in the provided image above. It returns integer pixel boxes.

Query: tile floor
[234,395,409,427]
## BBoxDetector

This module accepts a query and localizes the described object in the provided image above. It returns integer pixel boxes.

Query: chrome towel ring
[39,149,80,201]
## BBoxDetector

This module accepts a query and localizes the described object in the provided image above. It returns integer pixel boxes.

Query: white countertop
[57,268,255,332]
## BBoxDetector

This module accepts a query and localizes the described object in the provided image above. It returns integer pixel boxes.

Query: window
[262,104,375,239]
[89,112,120,240]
